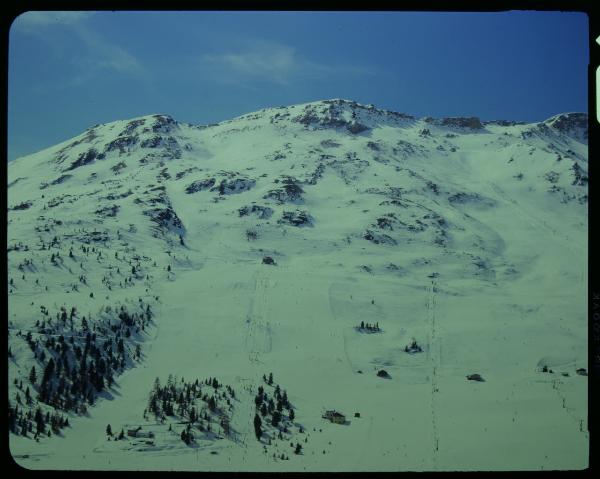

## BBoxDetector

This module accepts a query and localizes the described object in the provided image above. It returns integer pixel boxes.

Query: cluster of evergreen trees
[254,372,296,442]
[9,299,154,439]
[8,399,69,439]
[357,321,381,333]
[404,338,423,353]
[144,375,236,446]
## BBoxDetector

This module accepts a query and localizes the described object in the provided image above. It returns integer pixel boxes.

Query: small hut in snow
[127,426,154,438]
[322,410,346,424]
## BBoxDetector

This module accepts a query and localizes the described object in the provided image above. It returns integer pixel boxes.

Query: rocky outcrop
[483,119,525,127]
[238,205,274,219]
[264,179,304,204]
[105,136,138,154]
[571,162,588,186]
[278,210,314,227]
[50,174,73,185]
[214,177,256,195]
[140,135,179,150]
[185,178,216,193]
[363,229,397,245]
[145,205,185,237]
[120,118,146,136]
[440,117,484,130]
[9,201,32,211]
[148,114,178,134]
[545,113,587,140]
[95,204,120,218]
[448,192,496,207]
[65,148,104,171]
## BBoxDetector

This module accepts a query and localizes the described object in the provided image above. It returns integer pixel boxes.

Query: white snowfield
[8,99,588,471]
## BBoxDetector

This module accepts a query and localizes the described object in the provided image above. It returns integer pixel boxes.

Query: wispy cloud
[199,39,374,86]
[13,11,146,84]
[71,24,144,77]
[13,11,94,30]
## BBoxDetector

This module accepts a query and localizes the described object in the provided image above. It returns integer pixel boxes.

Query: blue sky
[8,10,588,161]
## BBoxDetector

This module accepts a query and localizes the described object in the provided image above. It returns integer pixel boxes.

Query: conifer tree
[253,413,262,440]
[29,366,37,384]
[34,408,45,435]
[42,358,55,385]
[271,410,282,427]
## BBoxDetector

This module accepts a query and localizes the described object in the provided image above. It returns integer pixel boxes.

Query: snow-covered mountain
[8,99,588,471]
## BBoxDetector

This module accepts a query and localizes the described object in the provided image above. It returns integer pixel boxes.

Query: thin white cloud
[13,11,94,30]
[13,11,145,80]
[71,24,144,76]
[200,39,374,86]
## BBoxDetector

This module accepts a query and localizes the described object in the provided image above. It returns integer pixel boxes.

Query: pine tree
[29,366,37,384]
[268,398,275,414]
[295,443,302,454]
[253,414,262,440]
[34,408,45,435]
[106,424,112,436]
[268,372,273,385]
[271,410,282,427]
[289,408,295,422]
[42,358,55,385]
[118,428,124,440]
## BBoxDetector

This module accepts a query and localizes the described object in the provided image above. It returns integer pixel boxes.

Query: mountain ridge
[10,99,588,166]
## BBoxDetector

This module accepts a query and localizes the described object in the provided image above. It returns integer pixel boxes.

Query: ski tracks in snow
[488,182,584,258]
[245,271,273,366]
[427,279,440,470]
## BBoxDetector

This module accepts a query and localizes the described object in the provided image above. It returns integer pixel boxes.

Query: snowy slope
[8,99,588,471]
